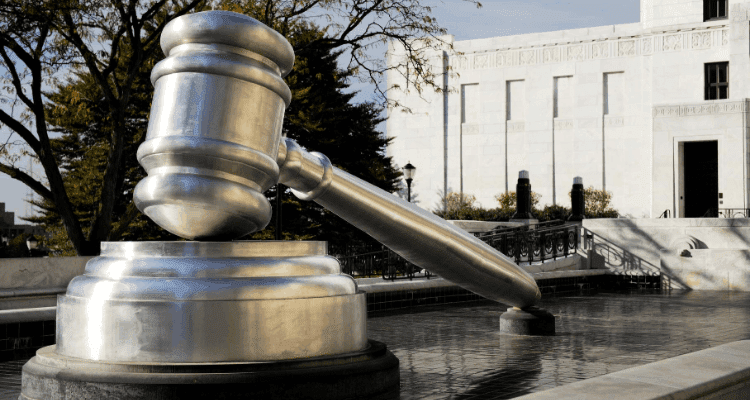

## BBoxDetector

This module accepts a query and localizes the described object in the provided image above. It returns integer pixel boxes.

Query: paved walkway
[2,290,750,399]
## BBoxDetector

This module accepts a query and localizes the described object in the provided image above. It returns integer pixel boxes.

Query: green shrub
[434,187,619,222]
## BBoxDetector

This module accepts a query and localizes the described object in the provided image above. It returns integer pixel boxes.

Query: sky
[0,0,640,224]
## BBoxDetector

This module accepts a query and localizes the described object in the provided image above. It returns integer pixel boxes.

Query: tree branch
[0,161,53,201]
[0,108,40,152]
[0,47,34,109]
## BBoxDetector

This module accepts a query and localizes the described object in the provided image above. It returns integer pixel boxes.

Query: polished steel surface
[277,139,541,308]
[120,10,536,368]
[133,11,294,240]
[55,241,367,362]
[130,9,539,308]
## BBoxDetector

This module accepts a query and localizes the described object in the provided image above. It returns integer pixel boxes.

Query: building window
[705,62,728,100]
[603,72,624,115]
[704,0,727,21]
[461,84,479,124]
[506,80,525,121]
[554,76,573,118]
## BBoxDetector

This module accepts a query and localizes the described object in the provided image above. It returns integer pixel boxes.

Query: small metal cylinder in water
[568,176,585,222]
[512,170,534,220]
[133,11,294,240]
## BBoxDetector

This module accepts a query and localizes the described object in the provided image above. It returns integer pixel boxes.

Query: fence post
[568,176,585,222]
[512,170,535,220]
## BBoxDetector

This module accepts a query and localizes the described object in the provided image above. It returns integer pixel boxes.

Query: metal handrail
[482,223,579,265]
[707,208,750,218]
[335,222,578,280]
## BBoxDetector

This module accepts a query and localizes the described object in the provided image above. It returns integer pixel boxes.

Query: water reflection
[368,291,750,399]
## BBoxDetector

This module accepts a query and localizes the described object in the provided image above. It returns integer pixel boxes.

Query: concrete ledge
[0,307,56,324]
[531,269,608,280]
[514,340,750,400]
[0,257,91,290]
[522,255,582,273]
[358,277,456,293]
[0,287,66,298]
[357,263,601,294]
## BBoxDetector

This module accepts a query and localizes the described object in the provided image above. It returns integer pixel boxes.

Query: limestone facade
[386,0,750,218]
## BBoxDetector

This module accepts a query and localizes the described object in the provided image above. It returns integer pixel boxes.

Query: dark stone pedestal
[20,341,399,400]
[499,306,556,336]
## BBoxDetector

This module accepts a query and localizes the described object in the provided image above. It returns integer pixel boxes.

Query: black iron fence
[481,223,579,265]
[331,221,580,281]
[332,245,432,281]
[704,208,750,218]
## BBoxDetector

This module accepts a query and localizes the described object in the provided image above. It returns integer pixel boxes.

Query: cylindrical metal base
[54,241,368,363]
[20,342,400,400]
[499,306,556,336]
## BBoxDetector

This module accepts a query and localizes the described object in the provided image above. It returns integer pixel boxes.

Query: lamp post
[275,183,283,240]
[26,235,38,257]
[403,162,416,202]
[568,177,585,222]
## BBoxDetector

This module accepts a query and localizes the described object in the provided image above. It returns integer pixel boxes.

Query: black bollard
[512,170,534,220]
[568,176,585,222]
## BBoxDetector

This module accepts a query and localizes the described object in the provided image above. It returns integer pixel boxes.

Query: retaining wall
[582,218,750,290]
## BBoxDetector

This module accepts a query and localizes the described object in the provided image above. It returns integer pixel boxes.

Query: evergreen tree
[29,34,179,255]
[248,23,402,244]
[1,0,465,255]
[33,19,401,253]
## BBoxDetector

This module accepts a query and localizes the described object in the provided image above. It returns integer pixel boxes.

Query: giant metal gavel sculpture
[133,11,540,308]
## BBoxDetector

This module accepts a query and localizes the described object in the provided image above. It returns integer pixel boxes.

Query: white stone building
[386,0,750,218]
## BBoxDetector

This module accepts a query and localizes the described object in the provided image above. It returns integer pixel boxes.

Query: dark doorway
[683,141,718,217]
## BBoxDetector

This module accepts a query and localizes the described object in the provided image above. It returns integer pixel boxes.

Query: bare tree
[0,0,477,255]
[0,0,202,255]
[220,0,481,109]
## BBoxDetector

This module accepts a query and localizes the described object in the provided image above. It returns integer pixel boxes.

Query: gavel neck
[277,138,334,201]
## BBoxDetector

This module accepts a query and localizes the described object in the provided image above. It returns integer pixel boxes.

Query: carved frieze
[663,34,682,51]
[495,51,513,67]
[462,124,480,135]
[543,47,560,63]
[642,37,653,54]
[604,116,624,127]
[507,121,525,133]
[553,119,574,130]
[474,54,490,69]
[454,55,471,70]
[448,24,727,71]
[593,42,609,59]
[691,32,711,49]
[653,101,748,117]
[520,50,536,65]
[653,106,680,117]
[618,40,635,57]
[568,45,585,61]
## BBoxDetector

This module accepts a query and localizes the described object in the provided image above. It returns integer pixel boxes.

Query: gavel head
[133,11,294,241]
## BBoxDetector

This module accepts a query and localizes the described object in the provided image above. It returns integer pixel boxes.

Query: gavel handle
[277,138,541,308]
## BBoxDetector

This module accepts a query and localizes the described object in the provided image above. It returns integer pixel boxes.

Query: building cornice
[450,22,733,71]
[653,100,749,117]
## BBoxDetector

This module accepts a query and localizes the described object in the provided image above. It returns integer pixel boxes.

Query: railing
[481,223,579,265]
[333,245,432,281]
[659,209,671,218]
[332,220,579,280]
[703,208,750,218]
[477,219,566,239]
